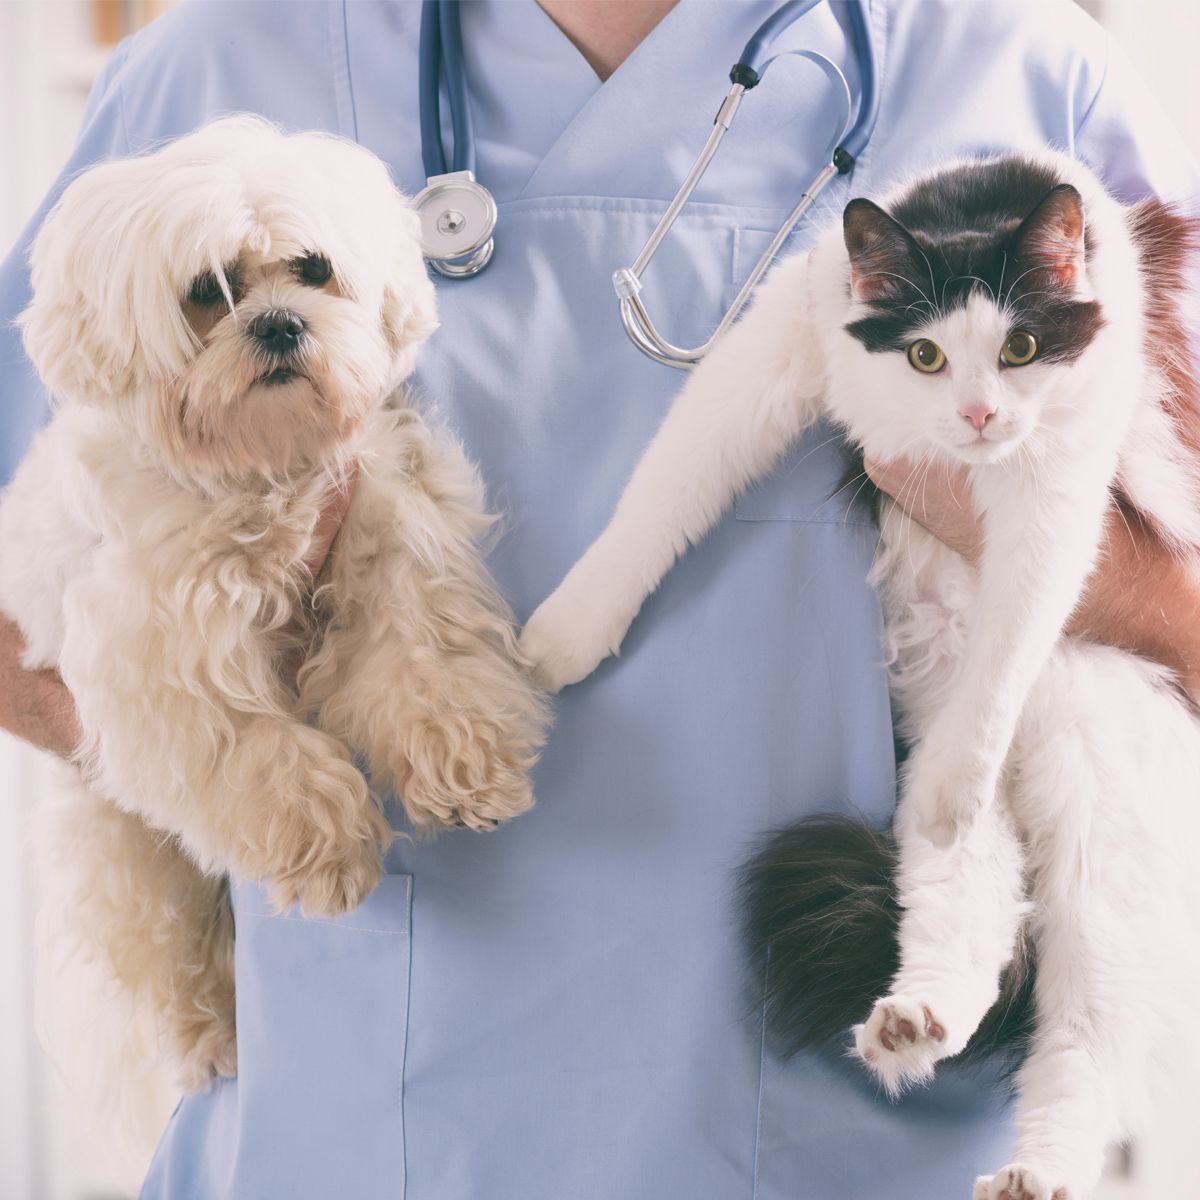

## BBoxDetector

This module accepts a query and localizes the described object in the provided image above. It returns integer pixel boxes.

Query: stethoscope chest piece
[414,170,497,278]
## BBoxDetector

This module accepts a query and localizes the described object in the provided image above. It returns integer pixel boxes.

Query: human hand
[864,456,982,564]
[866,454,1200,698]
[0,465,361,760]
[282,464,359,690]
[0,615,82,759]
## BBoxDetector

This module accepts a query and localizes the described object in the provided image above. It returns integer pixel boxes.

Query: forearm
[1068,504,1200,696]
[0,615,80,759]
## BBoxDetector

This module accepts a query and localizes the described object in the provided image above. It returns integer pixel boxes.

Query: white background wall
[1,6,151,1196]
[1,2,1198,1198]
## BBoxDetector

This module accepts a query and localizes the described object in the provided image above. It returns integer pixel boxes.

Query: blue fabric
[1,2,1196,1196]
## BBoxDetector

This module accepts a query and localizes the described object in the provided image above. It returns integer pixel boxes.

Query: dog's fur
[1,117,547,1093]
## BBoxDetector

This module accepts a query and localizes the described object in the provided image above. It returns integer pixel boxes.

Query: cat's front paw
[973,1165,1070,1200]
[854,994,948,1095]
[521,572,636,692]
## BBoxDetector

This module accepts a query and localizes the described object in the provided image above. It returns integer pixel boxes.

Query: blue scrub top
[1,3,1196,1197]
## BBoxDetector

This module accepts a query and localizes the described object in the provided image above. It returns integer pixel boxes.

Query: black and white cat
[519,152,1200,1199]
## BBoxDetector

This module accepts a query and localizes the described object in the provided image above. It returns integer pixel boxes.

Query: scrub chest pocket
[227,874,413,1198]
[725,229,872,529]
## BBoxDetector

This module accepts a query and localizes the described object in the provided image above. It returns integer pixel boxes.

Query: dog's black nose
[248,309,306,353]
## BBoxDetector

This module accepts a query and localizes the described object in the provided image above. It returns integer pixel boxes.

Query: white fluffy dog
[0,117,547,1093]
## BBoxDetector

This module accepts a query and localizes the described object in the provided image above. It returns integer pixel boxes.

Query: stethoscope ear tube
[615,0,881,368]
[837,0,879,167]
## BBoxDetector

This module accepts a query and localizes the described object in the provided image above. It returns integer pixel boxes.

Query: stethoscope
[414,0,880,367]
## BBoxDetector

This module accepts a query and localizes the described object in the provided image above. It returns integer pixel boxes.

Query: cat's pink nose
[958,402,996,433]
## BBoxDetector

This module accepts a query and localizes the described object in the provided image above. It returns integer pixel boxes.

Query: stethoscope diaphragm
[413,170,497,278]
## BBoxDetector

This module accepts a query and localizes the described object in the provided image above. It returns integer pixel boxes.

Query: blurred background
[1,1,1198,1197]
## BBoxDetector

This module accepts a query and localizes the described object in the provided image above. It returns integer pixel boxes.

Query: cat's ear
[843,199,923,303]
[1013,184,1090,295]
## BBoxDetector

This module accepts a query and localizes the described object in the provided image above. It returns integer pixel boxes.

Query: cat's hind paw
[854,994,948,1095]
[973,1165,1069,1200]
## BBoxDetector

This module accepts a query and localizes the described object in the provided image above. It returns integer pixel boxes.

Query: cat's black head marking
[843,158,1106,364]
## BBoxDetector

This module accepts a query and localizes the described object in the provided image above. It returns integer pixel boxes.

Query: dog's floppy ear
[381,204,439,360]
[19,151,200,405]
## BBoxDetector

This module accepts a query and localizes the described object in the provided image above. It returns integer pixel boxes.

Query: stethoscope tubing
[420,0,477,178]
[739,0,825,76]
[438,0,475,176]
[418,0,446,179]
[840,0,878,162]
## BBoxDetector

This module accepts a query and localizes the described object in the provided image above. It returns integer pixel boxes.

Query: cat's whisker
[834,470,876,518]
[890,453,940,580]
[1000,263,1043,294]
[948,465,966,514]
[948,273,997,305]
[870,269,937,309]
[914,454,939,530]
[906,240,939,310]
[1109,497,1141,561]
[792,431,851,473]
[1017,442,1048,515]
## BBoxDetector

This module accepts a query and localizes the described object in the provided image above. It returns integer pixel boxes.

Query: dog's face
[21,117,438,476]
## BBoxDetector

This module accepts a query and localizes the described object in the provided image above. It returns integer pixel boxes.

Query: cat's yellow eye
[1001,330,1038,366]
[907,339,946,374]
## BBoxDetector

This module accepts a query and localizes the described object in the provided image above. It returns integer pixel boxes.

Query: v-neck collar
[509,0,699,199]
[457,0,603,202]
[461,0,863,206]
[461,0,744,202]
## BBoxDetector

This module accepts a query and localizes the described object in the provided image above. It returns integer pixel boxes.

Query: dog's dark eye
[187,271,224,307]
[294,254,332,286]
[187,266,243,308]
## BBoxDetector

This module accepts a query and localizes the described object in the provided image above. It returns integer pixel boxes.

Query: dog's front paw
[271,826,385,917]
[521,567,637,692]
[973,1165,1070,1200]
[397,715,536,833]
[258,742,390,917]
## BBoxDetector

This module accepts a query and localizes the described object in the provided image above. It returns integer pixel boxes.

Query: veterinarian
[1,2,1197,1197]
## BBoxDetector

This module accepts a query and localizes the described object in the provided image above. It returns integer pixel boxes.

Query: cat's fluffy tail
[738,815,1037,1070]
